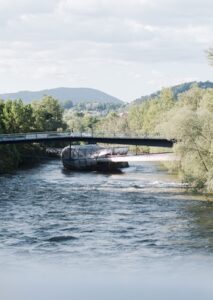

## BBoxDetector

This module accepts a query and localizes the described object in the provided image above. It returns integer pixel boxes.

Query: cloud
[0,0,212,99]
[0,0,57,15]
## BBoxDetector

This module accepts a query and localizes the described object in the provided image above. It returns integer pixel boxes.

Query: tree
[2,99,35,133]
[178,85,203,111]
[159,88,213,192]
[127,88,175,136]
[32,96,66,131]
[82,113,99,135]
[128,105,144,135]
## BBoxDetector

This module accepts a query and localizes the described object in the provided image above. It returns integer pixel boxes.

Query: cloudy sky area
[0,0,213,101]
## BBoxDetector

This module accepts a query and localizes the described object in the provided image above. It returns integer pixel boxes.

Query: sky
[0,0,213,101]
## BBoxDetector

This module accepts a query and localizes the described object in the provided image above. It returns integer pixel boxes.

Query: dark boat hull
[62,158,129,172]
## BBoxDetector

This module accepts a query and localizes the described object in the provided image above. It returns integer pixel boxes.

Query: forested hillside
[134,81,213,104]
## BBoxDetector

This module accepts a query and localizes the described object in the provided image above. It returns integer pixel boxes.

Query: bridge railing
[0,131,72,141]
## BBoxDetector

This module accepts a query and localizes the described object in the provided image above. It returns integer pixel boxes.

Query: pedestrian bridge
[0,131,174,148]
[0,132,175,148]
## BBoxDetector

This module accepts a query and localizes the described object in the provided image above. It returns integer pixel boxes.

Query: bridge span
[0,131,174,148]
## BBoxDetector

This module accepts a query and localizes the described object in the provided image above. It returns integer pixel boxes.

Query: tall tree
[32,96,66,131]
[2,99,34,133]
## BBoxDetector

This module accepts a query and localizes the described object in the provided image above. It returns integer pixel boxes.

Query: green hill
[134,81,213,104]
[0,87,123,107]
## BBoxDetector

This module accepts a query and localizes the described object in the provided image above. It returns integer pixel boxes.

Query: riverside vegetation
[0,85,213,193]
[0,96,66,172]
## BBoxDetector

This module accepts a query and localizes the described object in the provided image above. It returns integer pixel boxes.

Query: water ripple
[0,160,213,269]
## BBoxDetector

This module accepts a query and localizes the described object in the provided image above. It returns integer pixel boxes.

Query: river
[1,160,213,299]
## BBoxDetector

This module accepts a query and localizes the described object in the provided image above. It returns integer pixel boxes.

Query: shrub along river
[1,160,213,299]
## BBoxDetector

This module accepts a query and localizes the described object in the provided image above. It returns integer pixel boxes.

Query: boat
[61,144,129,171]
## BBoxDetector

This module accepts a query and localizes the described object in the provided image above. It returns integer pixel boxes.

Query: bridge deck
[0,131,174,147]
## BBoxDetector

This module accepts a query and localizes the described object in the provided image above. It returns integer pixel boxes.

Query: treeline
[134,81,213,105]
[63,100,122,112]
[0,96,65,172]
[0,96,65,133]
[63,88,174,136]
[128,85,213,193]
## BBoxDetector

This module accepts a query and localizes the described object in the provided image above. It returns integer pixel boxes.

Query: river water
[0,159,213,268]
[1,160,213,299]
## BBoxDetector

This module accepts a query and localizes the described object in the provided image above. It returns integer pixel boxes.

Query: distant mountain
[0,87,123,106]
[134,81,213,104]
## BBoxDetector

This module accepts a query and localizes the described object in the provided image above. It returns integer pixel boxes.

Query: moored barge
[61,144,129,171]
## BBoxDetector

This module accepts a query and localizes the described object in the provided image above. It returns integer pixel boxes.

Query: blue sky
[0,0,213,101]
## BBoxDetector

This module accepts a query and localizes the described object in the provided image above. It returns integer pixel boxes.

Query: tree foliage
[158,86,213,192]
[0,96,65,172]
[31,96,66,131]
[0,96,65,134]
[63,110,99,134]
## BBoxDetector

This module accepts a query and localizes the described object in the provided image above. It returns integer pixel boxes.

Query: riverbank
[0,144,50,173]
